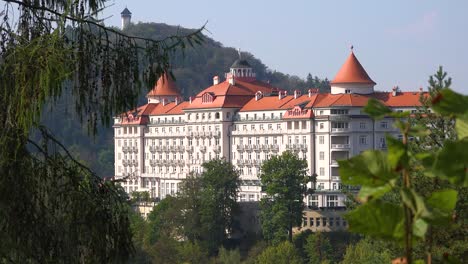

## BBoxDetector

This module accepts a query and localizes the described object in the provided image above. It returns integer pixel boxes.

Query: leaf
[426,189,458,224]
[455,113,468,139]
[431,89,468,116]
[364,98,392,119]
[386,135,408,169]
[338,150,399,187]
[400,188,430,219]
[358,182,394,202]
[432,139,468,186]
[408,125,430,137]
[413,218,428,239]
[345,199,405,241]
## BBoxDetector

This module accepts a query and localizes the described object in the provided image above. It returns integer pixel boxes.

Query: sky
[101,0,468,94]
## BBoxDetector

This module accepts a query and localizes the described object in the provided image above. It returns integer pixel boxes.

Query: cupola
[147,72,182,104]
[330,48,376,94]
[227,49,256,82]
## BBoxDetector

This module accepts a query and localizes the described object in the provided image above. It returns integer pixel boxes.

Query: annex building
[113,50,425,220]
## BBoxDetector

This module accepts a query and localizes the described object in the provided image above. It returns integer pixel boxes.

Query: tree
[0,0,204,262]
[339,69,468,263]
[303,232,333,264]
[340,238,392,264]
[255,241,303,264]
[218,247,241,264]
[259,151,309,243]
[145,195,183,245]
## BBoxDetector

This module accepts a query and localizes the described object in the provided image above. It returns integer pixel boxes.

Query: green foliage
[303,232,333,264]
[218,247,241,264]
[146,195,183,244]
[259,151,309,243]
[339,67,466,264]
[340,238,392,264]
[0,0,205,262]
[255,241,303,264]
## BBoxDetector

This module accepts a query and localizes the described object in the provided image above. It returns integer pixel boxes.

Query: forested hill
[125,22,330,97]
[41,22,330,177]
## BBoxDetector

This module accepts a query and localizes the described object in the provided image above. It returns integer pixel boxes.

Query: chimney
[294,90,301,99]
[213,76,219,85]
[162,98,167,106]
[255,91,263,101]
[392,86,399,97]
[279,90,287,100]
[419,86,423,93]
[189,96,194,104]
[228,74,235,85]
[308,88,319,97]
[175,96,181,105]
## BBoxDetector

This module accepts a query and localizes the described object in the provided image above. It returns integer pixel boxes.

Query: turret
[121,8,132,30]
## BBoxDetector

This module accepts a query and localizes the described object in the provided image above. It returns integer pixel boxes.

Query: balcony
[331,127,349,132]
[331,144,350,149]
[213,145,221,153]
[150,160,157,167]
[122,146,131,153]
[329,115,350,121]
[122,159,129,167]
[131,146,138,153]
[330,160,339,166]
[149,145,157,153]
[213,131,221,138]
[236,145,244,151]
[199,146,207,152]
[186,146,194,152]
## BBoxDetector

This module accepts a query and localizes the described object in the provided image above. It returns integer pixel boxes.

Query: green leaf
[413,218,428,238]
[408,125,430,137]
[426,189,458,224]
[400,188,431,219]
[386,135,408,169]
[345,199,405,241]
[431,89,468,116]
[432,139,468,186]
[364,98,392,119]
[358,182,394,202]
[338,150,399,187]
[455,113,468,139]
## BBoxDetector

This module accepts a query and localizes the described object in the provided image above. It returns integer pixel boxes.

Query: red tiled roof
[331,52,376,85]
[185,79,274,110]
[147,72,181,97]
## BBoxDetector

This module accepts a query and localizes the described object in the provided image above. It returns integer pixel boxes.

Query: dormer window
[202,92,215,103]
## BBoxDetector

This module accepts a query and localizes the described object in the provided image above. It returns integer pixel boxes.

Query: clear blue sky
[102,0,467,94]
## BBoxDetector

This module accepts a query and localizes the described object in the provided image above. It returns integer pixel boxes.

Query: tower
[121,8,132,30]
[330,48,376,94]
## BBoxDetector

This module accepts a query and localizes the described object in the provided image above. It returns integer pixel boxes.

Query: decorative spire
[350,44,354,52]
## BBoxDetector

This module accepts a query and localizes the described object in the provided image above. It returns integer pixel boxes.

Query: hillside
[41,22,330,177]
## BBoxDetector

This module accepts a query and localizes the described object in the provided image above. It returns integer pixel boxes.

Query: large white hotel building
[113,50,424,210]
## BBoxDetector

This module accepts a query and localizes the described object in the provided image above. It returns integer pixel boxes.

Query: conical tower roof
[147,72,181,97]
[121,8,132,15]
[331,51,376,85]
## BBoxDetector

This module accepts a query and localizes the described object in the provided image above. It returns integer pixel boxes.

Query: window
[360,122,366,129]
[319,151,324,160]
[251,125,255,130]
[380,121,388,129]
[359,135,367,145]
[319,110,324,115]
[319,136,324,144]
[336,217,341,226]
[268,124,273,130]
[316,218,321,227]
[319,123,324,129]
[240,194,246,202]
[331,109,348,115]
[226,112,231,119]
[332,183,337,190]
[327,195,338,207]
[323,218,327,227]
[256,137,260,145]
[277,124,281,130]
[329,218,334,227]
[380,137,387,148]
[319,167,325,176]
[308,195,318,207]
[332,122,348,129]
[302,136,306,144]
[303,217,308,227]
[310,218,314,226]
[249,194,255,201]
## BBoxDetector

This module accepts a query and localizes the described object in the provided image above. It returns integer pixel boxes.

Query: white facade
[113,52,423,209]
